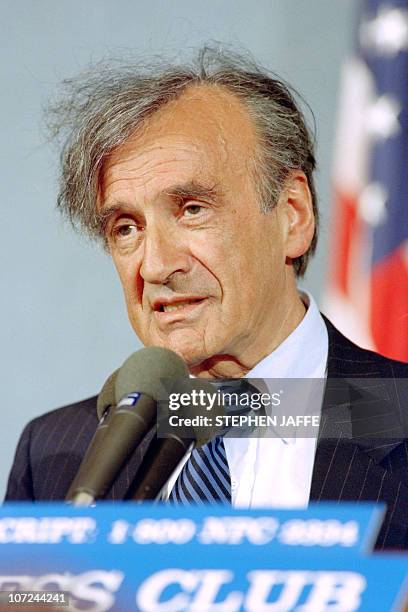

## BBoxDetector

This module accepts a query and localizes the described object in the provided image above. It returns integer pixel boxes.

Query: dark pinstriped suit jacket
[5,317,408,550]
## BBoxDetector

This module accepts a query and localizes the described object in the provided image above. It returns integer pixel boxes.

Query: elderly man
[5,49,408,549]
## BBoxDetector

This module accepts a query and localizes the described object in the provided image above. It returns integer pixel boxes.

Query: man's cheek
[126,303,149,338]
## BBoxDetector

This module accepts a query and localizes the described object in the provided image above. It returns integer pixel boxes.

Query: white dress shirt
[224,291,328,508]
[165,292,328,508]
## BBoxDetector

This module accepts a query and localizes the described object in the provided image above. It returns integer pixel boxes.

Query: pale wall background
[1,0,356,498]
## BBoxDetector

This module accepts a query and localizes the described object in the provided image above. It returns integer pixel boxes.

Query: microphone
[128,378,224,501]
[65,369,119,506]
[66,347,189,506]
[127,435,192,501]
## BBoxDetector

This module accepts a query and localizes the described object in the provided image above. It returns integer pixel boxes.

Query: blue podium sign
[0,503,407,611]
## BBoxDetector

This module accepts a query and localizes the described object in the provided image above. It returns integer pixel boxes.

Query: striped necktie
[168,379,260,504]
[169,435,231,504]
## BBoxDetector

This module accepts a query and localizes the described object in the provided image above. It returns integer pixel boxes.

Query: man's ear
[278,170,315,261]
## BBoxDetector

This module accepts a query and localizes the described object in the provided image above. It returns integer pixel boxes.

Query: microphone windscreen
[96,369,119,421]
[115,346,189,403]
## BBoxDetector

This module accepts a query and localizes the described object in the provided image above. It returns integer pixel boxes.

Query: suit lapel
[310,317,408,548]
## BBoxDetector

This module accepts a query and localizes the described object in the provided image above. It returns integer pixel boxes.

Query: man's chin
[146,332,215,370]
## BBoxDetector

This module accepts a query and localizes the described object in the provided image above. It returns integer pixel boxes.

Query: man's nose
[139,223,190,284]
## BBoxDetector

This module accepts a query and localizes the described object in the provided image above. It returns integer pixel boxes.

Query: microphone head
[115,346,189,404]
[96,368,119,421]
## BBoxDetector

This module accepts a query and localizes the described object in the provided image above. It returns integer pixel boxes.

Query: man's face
[99,85,300,376]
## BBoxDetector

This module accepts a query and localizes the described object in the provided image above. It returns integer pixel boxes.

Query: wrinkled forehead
[98,84,257,206]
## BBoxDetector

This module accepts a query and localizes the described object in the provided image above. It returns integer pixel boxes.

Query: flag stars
[358,183,388,227]
[360,7,408,56]
[366,94,401,140]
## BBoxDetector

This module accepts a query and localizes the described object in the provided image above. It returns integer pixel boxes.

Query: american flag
[325,0,408,362]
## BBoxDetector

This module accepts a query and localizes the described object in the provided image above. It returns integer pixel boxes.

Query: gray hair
[48,47,318,276]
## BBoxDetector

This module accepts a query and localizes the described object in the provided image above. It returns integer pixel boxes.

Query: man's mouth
[151,297,208,323]
[159,299,204,313]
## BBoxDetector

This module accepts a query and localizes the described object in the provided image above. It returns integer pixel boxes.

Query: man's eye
[111,222,140,242]
[183,204,203,216]
[117,224,136,236]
